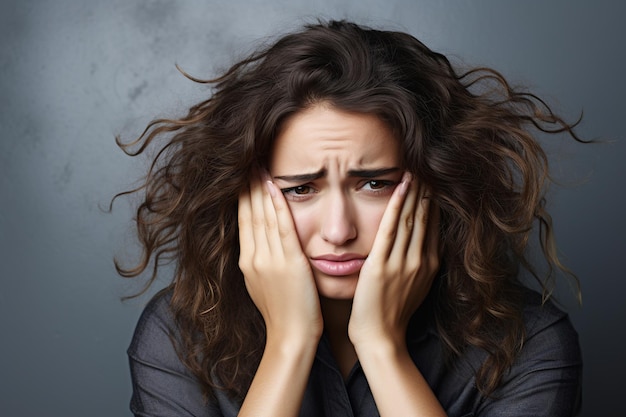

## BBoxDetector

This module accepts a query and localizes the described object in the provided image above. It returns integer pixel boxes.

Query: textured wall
[1,1,623,416]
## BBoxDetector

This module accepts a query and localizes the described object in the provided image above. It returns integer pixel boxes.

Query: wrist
[349,323,406,352]
[265,328,321,357]
[352,332,408,362]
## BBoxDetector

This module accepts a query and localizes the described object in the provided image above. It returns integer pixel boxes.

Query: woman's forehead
[270,105,400,172]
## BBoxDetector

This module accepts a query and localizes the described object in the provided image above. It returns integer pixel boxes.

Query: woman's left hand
[348,172,441,347]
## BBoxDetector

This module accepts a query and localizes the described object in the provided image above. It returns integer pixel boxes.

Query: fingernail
[398,172,411,196]
[398,180,409,196]
[265,180,277,197]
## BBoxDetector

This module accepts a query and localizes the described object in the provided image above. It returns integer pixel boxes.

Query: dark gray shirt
[128,289,581,416]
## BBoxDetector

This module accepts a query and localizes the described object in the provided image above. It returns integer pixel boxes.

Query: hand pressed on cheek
[348,173,441,346]
[238,175,323,343]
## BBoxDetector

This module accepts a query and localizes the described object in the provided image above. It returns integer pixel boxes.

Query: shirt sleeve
[127,291,223,417]
[477,300,582,417]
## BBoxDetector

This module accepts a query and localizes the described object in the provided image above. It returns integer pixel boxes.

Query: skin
[237,105,445,416]
[270,104,404,301]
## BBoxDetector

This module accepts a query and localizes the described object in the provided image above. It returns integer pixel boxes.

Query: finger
[407,187,430,258]
[260,175,282,256]
[249,176,271,255]
[265,180,304,258]
[238,186,255,259]
[423,198,441,268]
[388,176,420,263]
[368,172,412,261]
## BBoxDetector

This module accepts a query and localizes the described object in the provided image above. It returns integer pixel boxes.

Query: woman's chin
[313,272,359,300]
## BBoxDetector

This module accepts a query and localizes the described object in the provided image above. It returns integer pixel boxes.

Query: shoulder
[131,288,176,334]
[519,289,581,363]
[127,288,182,367]
[127,289,229,416]
[513,289,582,387]
[480,289,582,416]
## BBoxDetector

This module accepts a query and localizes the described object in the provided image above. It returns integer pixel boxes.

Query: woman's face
[269,105,403,300]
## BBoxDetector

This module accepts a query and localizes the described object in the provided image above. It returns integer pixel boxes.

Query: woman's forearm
[356,340,447,417]
[238,336,317,417]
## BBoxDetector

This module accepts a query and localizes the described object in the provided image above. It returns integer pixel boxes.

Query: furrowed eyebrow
[273,169,326,182]
[273,167,400,182]
[347,167,400,178]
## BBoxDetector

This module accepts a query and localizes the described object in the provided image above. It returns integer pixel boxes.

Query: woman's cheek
[355,200,389,246]
[286,205,313,248]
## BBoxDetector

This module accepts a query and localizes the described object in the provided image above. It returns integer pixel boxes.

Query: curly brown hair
[114,20,583,402]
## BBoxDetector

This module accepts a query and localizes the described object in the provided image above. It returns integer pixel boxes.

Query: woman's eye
[281,185,315,198]
[367,180,386,190]
[292,185,312,194]
[362,180,394,191]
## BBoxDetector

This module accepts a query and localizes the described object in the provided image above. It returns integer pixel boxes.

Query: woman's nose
[320,192,357,245]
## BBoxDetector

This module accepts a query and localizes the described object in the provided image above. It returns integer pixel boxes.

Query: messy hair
[114,20,582,401]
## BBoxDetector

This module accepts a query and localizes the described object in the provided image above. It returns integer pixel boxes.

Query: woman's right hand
[238,174,323,344]
[237,174,322,416]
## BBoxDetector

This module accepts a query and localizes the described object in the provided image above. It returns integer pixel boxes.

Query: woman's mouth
[310,254,366,276]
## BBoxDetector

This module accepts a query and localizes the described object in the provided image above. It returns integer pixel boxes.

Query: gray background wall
[1,1,623,416]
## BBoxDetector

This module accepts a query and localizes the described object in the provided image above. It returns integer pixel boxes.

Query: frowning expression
[269,105,402,300]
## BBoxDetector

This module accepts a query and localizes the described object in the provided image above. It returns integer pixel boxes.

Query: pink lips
[310,254,366,276]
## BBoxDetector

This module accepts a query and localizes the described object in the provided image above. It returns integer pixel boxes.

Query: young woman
[118,20,582,416]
